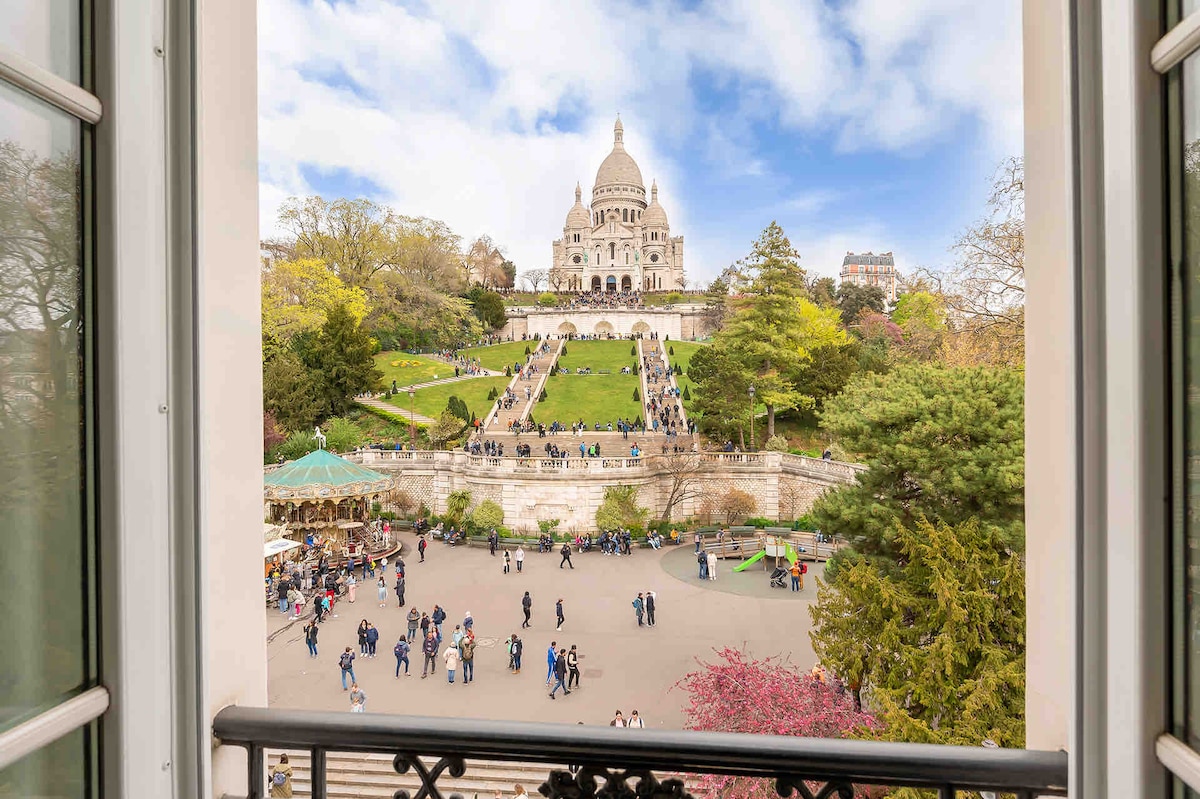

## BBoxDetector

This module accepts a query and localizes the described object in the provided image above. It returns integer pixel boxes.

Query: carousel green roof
[264,448,394,501]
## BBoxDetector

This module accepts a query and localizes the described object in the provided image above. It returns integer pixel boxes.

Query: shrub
[487,386,498,401]
[470,499,505,532]
[524,345,531,355]
[630,345,637,356]
[719,488,757,525]
[539,389,547,402]
[538,519,561,535]
[744,517,774,528]
[669,345,675,356]
[634,414,643,427]
[537,292,557,307]
[324,416,365,452]
[682,385,691,401]
[446,395,470,422]
[764,434,790,452]
[561,345,568,356]
[674,363,682,375]
[633,387,640,402]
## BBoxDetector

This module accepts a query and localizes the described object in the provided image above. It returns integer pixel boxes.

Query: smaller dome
[565,182,590,229]
[643,180,668,227]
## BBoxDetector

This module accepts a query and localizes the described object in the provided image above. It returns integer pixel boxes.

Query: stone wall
[336,450,862,533]
[498,305,714,341]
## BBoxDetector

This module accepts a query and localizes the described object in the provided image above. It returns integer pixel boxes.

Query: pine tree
[682,385,691,401]
[539,389,547,402]
[631,345,637,356]
[669,345,675,356]
[809,517,1026,747]
[305,303,383,418]
[633,387,640,402]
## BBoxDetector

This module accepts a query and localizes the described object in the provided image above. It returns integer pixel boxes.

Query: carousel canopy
[263,448,394,502]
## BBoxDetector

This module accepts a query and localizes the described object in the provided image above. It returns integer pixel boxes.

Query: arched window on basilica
[609,242,616,261]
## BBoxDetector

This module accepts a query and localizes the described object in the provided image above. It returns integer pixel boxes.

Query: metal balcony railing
[213,706,1068,799]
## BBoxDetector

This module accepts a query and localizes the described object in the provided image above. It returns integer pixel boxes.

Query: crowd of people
[566,290,643,309]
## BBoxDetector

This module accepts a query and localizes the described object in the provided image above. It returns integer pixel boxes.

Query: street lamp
[748,384,756,452]
[408,388,417,449]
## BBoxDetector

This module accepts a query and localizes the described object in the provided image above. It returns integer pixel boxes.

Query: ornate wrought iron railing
[213,706,1068,799]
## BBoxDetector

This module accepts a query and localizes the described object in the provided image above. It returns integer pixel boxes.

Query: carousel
[263,447,400,566]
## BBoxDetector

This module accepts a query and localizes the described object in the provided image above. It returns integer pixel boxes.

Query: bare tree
[521,268,549,292]
[719,488,757,525]
[548,266,569,292]
[655,451,708,523]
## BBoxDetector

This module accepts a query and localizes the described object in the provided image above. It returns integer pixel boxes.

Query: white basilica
[551,118,685,293]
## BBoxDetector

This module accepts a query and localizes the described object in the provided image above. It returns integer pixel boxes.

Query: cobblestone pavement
[266,537,821,729]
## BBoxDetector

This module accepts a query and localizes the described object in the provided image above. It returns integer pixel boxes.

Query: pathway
[637,338,692,444]
[481,339,564,432]
[355,397,437,425]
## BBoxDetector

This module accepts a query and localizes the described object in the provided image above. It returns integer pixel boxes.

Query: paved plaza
[266,536,824,729]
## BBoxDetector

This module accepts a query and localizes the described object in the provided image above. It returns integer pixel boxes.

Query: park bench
[598,369,611,374]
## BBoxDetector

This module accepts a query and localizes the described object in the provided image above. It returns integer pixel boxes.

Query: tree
[836,283,886,326]
[302,303,383,418]
[655,451,707,523]
[719,487,757,524]
[807,275,838,308]
[263,349,323,431]
[469,499,504,532]
[277,196,403,286]
[520,269,548,292]
[471,290,508,330]
[673,648,882,799]
[813,364,1024,575]
[263,411,287,455]
[595,485,648,532]
[792,341,863,412]
[537,292,557,307]
[688,342,753,446]
[702,277,731,329]
[500,259,517,289]
[261,257,369,355]
[809,517,1026,747]
[446,395,470,422]
[547,266,569,292]
[445,489,472,526]
[464,235,510,288]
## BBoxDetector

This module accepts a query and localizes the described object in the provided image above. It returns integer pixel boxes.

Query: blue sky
[258,0,1023,284]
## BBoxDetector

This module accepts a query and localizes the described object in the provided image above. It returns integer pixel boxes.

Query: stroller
[769,566,788,589]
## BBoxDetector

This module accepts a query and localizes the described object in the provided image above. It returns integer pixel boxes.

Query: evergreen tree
[836,282,886,326]
[688,342,752,446]
[263,349,324,431]
[633,387,640,402]
[814,363,1024,574]
[471,290,508,330]
[682,385,691,401]
[446,395,470,422]
[809,517,1026,747]
[305,303,383,417]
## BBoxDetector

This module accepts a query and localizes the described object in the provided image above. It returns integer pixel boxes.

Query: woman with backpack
[268,753,292,797]
[394,635,411,677]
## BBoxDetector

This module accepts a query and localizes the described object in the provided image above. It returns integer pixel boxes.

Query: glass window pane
[0,1,81,85]
[0,724,94,798]
[0,80,93,731]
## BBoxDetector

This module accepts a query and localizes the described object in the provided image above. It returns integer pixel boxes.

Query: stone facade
[331,450,863,534]
[499,305,715,340]
[551,118,685,293]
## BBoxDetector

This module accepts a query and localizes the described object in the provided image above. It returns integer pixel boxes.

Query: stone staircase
[481,339,564,433]
[265,750,705,798]
[637,339,690,438]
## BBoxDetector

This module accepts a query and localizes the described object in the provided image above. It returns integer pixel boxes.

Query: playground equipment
[731,536,801,572]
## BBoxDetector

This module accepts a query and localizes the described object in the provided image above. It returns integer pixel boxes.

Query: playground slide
[784,543,799,566]
[731,549,767,572]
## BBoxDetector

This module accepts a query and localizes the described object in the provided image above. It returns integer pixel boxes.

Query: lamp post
[748,384,756,452]
[408,388,417,449]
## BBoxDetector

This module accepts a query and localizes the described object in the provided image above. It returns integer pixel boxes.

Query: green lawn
[535,372,641,429]
[459,340,536,372]
[375,352,452,388]
[556,339,639,373]
[664,340,706,405]
[385,375,511,421]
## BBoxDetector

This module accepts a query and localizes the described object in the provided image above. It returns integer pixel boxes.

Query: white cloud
[257,0,1022,282]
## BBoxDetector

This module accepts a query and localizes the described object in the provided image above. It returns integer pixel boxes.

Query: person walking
[395,574,406,607]
[287,585,303,619]
[521,591,532,628]
[706,551,718,581]
[515,546,525,573]
[394,636,411,677]
[406,607,420,642]
[421,630,439,678]
[511,634,523,673]
[609,710,626,727]
[338,647,356,690]
[632,593,645,626]
[566,644,580,689]
[489,529,498,556]
[419,612,431,640]
[349,682,366,713]
[697,550,708,580]
[376,577,388,608]
[548,648,570,699]
[460,632,475,685]
[268,753,293,798]
[503,549,511,574]
[555,598,565,631]
[303,621,319,658]
[645,591,656,627]
[346,573,358,604]
[366,623,379,658]
[444,642,460,683]
[418,534,427,562]
[627,709,645,728]
[694,532,702,553]
[463,610,474,633]
[432,604,447,634]
[559,542,574,569]
[789,561,801,592]
[545,641,558,685]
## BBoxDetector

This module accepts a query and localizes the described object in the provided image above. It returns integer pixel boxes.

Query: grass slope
[533,340,641,427]
[386,375,511,421]
[460,340,533,372]
[375,352,452,388]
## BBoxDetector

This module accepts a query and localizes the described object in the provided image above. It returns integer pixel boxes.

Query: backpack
[272,770,287,786]
[339,653,352,670]
[801,563,808,574]
[394,641,407,657]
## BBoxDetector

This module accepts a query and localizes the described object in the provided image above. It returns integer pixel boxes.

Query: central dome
[594,117,644,189]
